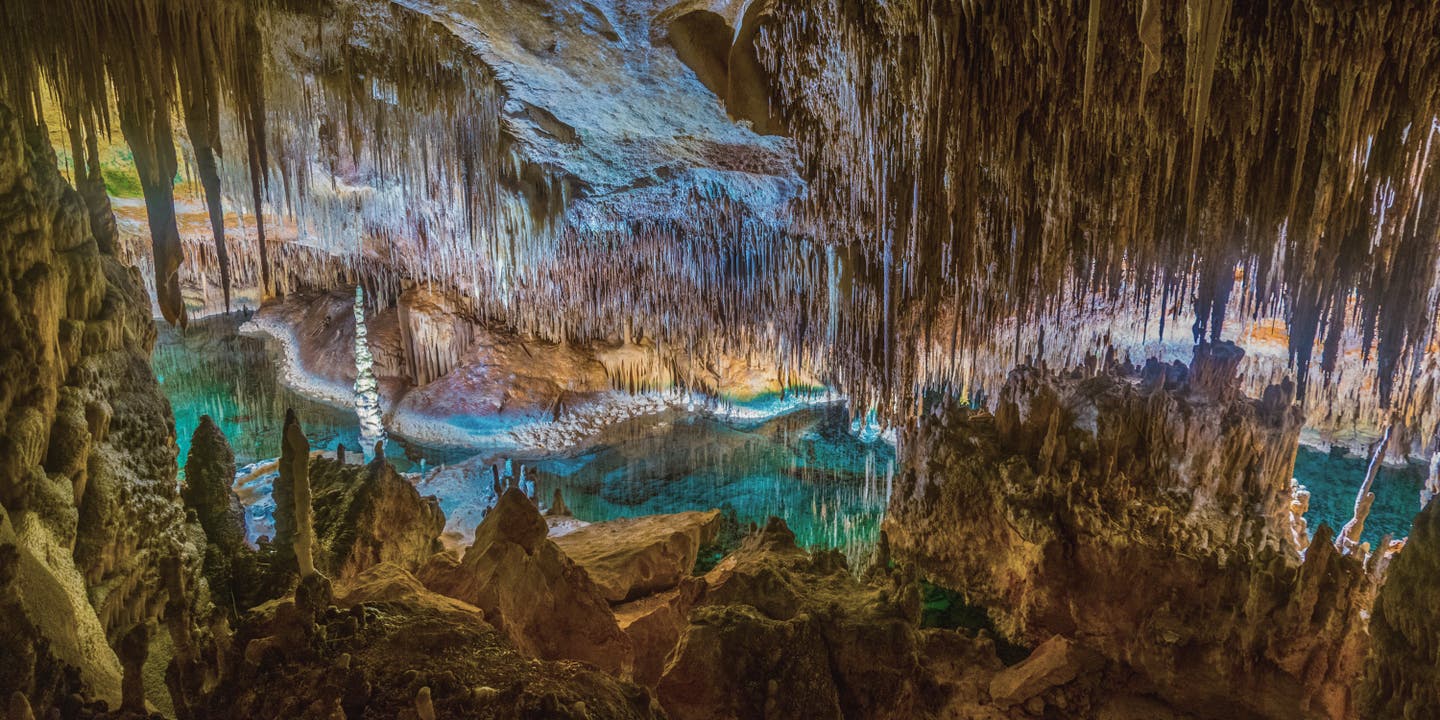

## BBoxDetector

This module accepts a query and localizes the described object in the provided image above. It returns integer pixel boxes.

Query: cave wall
[0,102,205,711]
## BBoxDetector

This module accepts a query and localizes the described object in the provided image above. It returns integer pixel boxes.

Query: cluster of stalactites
[0,0,271,326]
[752,0,1440,417]
[0,0,518,330]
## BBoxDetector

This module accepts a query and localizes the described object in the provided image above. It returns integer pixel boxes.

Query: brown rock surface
[658,518,951,720]
[310,455,444,583]
[988,635,1101,708]
[888,350,1376,719]
[553,510,721,602]
[420,489,633,675]
[201,558,661,720]
[1361,497,1440,717]
[0,102,206,711]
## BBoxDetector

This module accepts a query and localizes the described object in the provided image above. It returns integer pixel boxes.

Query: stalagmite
[1423,451,1440,508]
[354,286,385,459]
[280,409,317,577]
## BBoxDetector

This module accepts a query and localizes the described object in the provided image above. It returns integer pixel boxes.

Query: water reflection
[154,316,892,565]
[1295,446,1429,547]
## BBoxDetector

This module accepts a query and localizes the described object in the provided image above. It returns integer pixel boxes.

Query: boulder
[615,578,704,687]
[553,510,721,602]
[988,635,1101,707]
[420,489,633,675]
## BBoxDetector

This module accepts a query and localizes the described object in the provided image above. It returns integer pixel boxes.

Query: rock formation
[420,489,634,676]
[1362,497,1440,717]
[888,345,1376,719]
[308,454,444,583]
[197,560,662,720]
[0,102,207,711]
[182,416,254,611]
[552,510,721,603]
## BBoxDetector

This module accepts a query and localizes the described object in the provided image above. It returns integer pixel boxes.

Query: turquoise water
[154,315,468,472]
[530,405,893,562]
[153,316,892,563]
[1295,446,1430,547]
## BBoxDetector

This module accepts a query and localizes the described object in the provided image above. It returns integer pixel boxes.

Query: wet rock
[420,489,633,675]
[553,510,720,602]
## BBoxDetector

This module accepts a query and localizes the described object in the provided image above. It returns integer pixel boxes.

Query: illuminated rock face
[0,104,204,710]
[888,346,1377,719]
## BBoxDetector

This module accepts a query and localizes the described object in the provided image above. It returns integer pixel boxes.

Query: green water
[1295,446,1430,546]
[153,314,464,472]
[530,405,894,564]
[155,316,893,563]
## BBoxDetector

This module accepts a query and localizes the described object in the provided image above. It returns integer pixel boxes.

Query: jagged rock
[183,416,247,557]
[1361,498,1440,716]
[888,357,1376,719]
[988,636,1101,708]
[282,410,318,578]
[200,556,661,720]
[419,489,633,675]
[309,455,444,582]
[657,517,949,720]
[0,102,205,713]
[614,579,704,688]
[334,563,485,627]
[552,510,721,602]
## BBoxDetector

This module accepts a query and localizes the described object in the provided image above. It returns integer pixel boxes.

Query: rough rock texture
[0,102,206,711]
[196,561,662,720]
[420,489,634,676]
[988,635,1102,708]
[309,455,445,583]
[553,510,720,602]
[657,518,947,720]
[1361,497,1440,717]
[888,347,1376,719]
[182,416,255,611]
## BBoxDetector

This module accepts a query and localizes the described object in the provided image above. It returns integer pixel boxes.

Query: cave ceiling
[1,0,1438,423]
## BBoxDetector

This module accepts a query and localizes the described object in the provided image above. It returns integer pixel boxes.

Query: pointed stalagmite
[280,409,317,577]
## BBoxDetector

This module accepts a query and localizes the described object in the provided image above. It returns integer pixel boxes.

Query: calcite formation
[419,488,635,676]
[0,103,207,711]
[551,510,721,603]
[1362,497,1440,717]
[888,345,1377,719]
[307,454,444,583]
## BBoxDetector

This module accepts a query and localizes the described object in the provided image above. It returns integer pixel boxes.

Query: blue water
[1294,446,1430,547]
[154,314,466,472]
[153,315,892,562]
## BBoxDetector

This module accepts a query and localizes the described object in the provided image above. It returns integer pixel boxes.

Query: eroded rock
[420,489,633,675]
[553,510,720,602]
